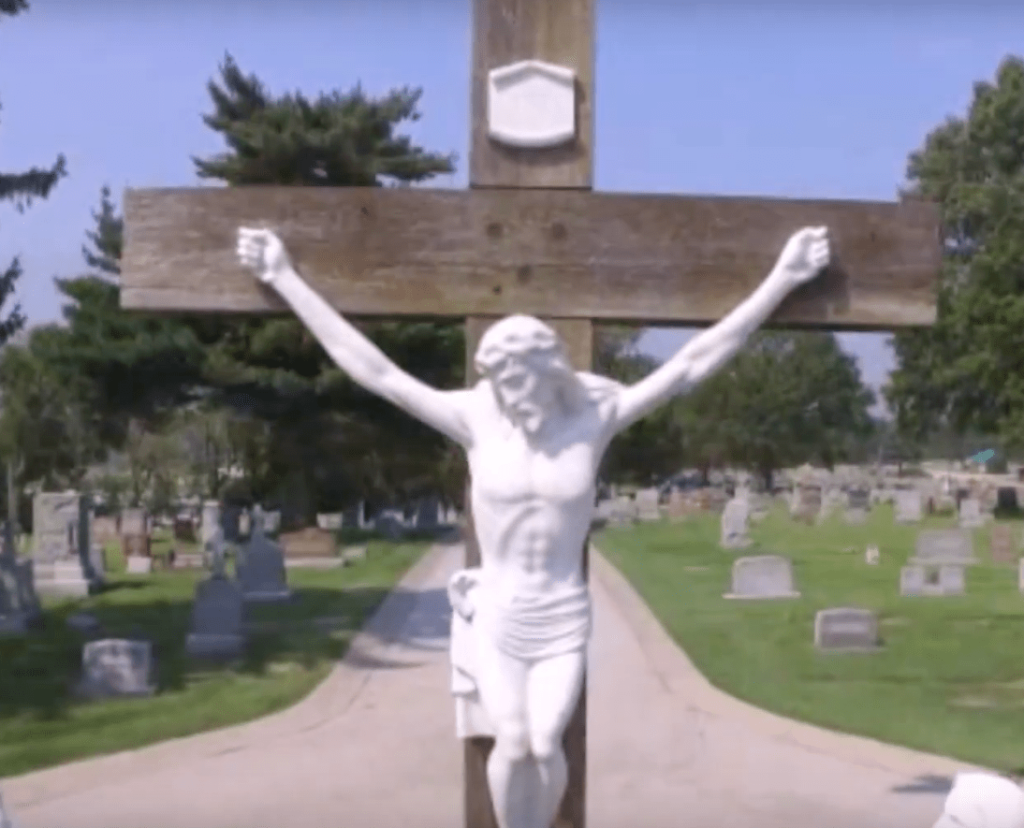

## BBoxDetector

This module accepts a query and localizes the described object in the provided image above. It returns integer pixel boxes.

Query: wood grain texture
[463,316,592,828]
[121,187,941,329]
[470,0,594,188]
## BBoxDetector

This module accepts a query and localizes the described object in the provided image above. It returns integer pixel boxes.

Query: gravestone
[415,496,441,530]
[996,486,1019,513]
[185,574,245,659]
[173,514,196,542]
[237,509,290,602]
[220,505,243,543]
[1019,558,1024,593]
[723,555,800,599]
[719,497,751,549]
[90,515,119,546]
[865,545,880,565]
[958,497,985,529]
[813,607,881,651]
[200,500,221,548]
[376,509,405,540]
[845,487,870,524]
[76,638,155,698]
[126,555,152,575]
[279,526,337,560]
[32,491,95,597]
[634,488,661,522]
[316,512,343,531]
[791,484,821,524]
[120,507,149,557]
[238,509,252,538]
[748,494,770,523]
[262,509,281,535]
[894,489,923,524]
[607,496,637,525]
[900,563,965,597]
[990,524,1014,564]
[0,523,40,634]
[911,529,977,566]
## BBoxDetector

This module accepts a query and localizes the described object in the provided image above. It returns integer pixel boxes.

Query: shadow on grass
[0,555,449,725]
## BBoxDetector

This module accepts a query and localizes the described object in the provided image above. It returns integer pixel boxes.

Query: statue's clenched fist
[775,226,831,290]
[237,227,291,284]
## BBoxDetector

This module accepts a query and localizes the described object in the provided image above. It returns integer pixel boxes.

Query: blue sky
[2,1,1023,405]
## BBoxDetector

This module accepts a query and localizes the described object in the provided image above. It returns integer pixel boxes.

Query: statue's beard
[507,399,547,434]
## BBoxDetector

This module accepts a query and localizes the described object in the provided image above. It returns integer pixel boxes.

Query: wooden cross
[119,1,940,826]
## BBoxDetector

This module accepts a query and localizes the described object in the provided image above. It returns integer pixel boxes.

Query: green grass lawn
[0,538,427,778]
[596,505,1024,774]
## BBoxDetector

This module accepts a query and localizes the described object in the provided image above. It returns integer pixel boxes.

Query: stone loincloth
[447,567,591,739]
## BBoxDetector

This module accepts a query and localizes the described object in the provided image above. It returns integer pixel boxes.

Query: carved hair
[474,315,586,411]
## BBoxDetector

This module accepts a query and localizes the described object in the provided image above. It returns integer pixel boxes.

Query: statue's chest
[469,433,597,504]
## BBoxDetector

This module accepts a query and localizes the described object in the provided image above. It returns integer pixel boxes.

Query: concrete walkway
[2,539,986,828]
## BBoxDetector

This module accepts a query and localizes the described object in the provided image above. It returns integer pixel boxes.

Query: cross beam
[121,187,939,329]
[118,1,941,827]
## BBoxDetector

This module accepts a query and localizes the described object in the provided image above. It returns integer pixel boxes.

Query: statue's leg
[474,637,533,828]
[526,650,586,828]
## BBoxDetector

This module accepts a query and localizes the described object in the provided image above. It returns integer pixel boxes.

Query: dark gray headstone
[237,518,290,602]
[185,576,245,658]
[814,607,880,651]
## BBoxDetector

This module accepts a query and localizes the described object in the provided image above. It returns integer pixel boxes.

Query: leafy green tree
[1,0,67,345]
[0,341,98,494]
[675,331,875,489]
[887,56,1024,449]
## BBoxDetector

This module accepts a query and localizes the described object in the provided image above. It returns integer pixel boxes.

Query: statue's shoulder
[575,372,624,406]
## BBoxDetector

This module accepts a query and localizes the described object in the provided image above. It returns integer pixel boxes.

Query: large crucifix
[119,1,940,827]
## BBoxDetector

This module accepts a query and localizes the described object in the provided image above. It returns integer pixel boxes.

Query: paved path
[2,539,986,828]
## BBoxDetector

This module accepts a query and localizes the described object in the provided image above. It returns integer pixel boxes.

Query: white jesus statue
[237,224,831,828]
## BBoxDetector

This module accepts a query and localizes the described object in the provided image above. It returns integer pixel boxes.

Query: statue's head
[474,315,583,434]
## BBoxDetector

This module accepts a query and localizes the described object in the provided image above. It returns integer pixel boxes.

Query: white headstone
[865,545,880,565]
[126,555,152,575]
[723,555,800,600]
[77,638,155,698]
[720,498,751,549]
[894,490,923,524]
[316,512,343,531]
[900,563,965,597]
[634,488,661,522]
[911,529,976,566]
[200,500,221,548]
[931,772,1024,828]
[959,497,985,529]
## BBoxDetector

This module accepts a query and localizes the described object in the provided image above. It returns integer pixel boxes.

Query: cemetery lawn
[0,539,427,778]
[596,508,1024,774]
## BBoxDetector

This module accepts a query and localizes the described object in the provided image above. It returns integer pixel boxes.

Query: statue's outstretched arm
[610,226,831,434]
[237,227,473,448]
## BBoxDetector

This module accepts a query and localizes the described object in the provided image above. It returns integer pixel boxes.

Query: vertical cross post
[462,1,594,827]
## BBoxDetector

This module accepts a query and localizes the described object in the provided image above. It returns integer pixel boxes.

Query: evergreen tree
[0,0,67,344]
